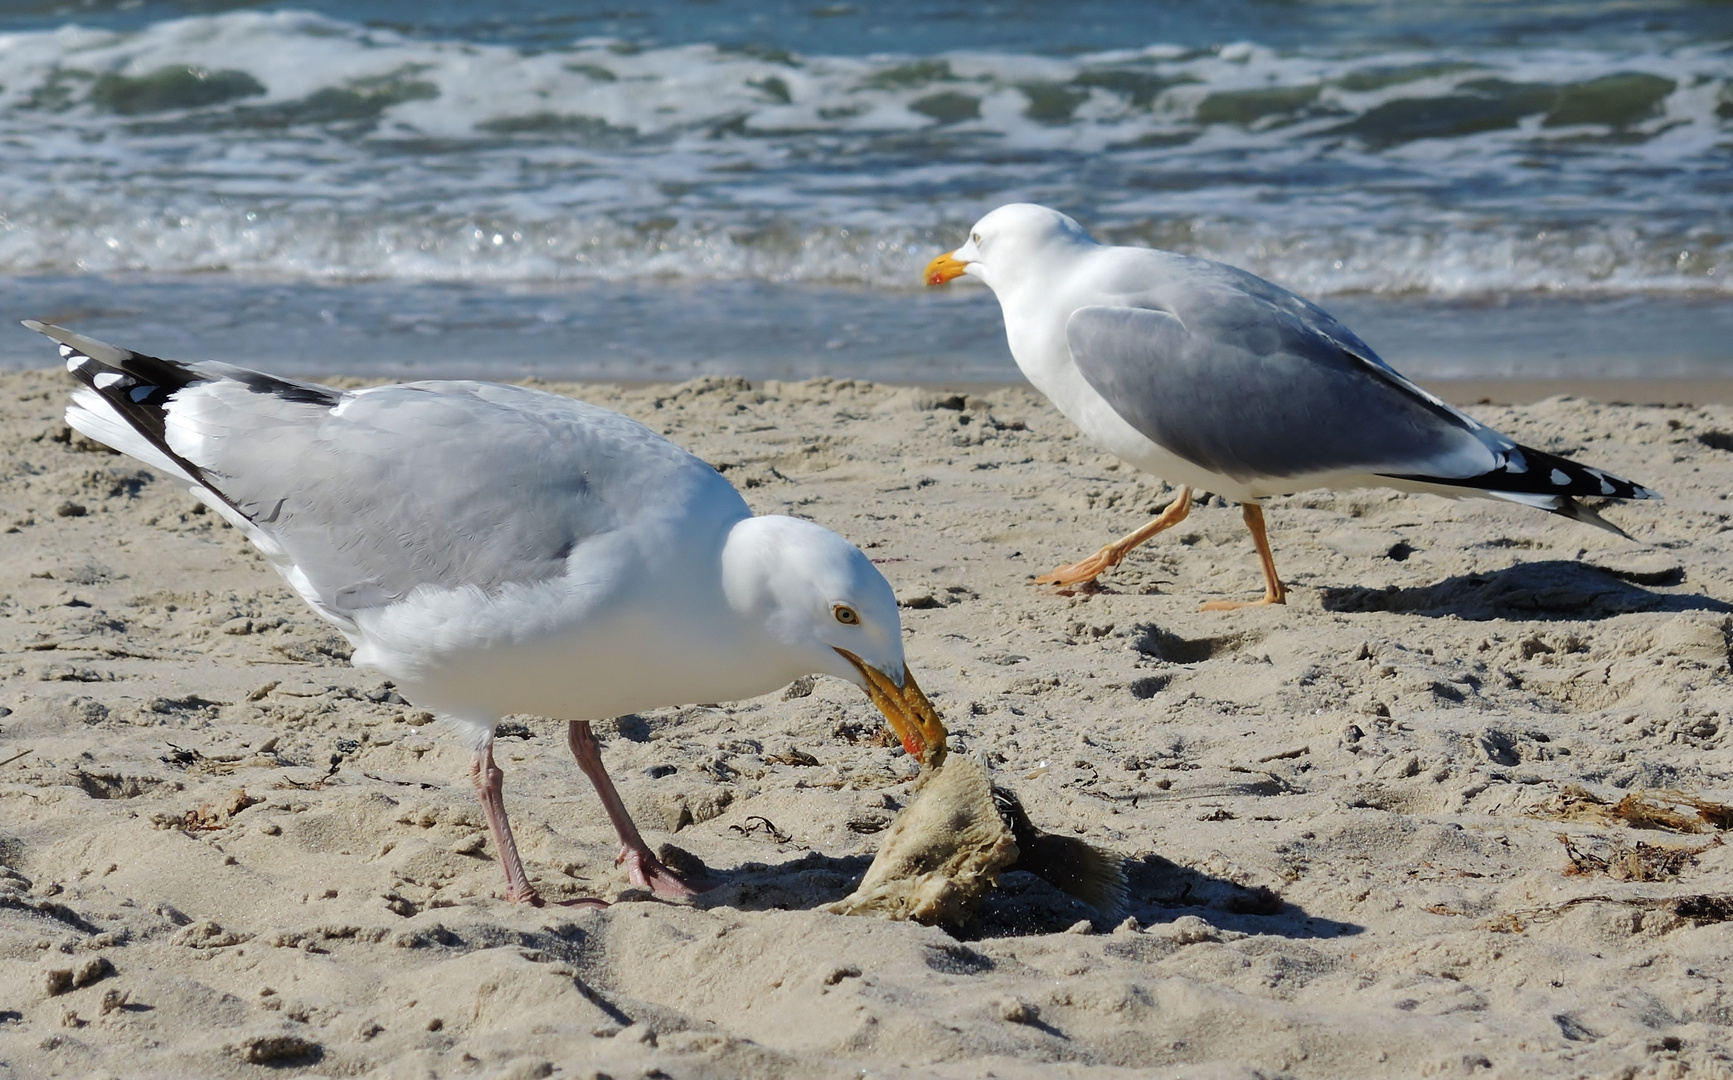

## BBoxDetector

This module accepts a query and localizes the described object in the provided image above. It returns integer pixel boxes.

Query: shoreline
[4,281,1729,387]
[7,358,1733,407]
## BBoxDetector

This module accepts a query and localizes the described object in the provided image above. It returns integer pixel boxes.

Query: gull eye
[833,604,860,626]
[970,231,981,244]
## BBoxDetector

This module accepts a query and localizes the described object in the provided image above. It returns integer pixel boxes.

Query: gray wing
[44,320,743,620]
[188,381,748,618]
[207,382,741,613]
[1067,267,1503,484]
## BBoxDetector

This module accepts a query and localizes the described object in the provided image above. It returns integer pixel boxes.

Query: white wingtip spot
[58,344,75,358]
[64,357,81,373]
[93,371,125,390]
[1549,468,1570,487]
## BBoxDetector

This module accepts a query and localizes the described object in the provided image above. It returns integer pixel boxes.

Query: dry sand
[2,365,1732,1079]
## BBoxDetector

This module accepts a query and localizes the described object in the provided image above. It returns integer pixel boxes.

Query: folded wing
[1066,297,1504,486]
[1065,263,1655,524]
[35,321,734,628]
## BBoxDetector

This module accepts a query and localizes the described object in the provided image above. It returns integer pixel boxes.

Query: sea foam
[0,11,1725,295]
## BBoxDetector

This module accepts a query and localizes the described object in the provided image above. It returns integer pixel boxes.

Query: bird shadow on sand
[689,849,1360,942]
[1319,559,1731,622]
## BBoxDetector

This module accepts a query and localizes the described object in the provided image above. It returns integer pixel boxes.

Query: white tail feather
[66,389,192,484]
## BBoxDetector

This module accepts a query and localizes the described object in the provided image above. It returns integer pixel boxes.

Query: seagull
[27,320,947,906]
[924,204,1657,609]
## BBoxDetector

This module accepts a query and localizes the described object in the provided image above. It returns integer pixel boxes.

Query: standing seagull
[924,204,1656,609]
[28,320,946,905]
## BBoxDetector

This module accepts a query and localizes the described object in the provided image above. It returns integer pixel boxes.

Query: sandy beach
[2,364,1732,1079]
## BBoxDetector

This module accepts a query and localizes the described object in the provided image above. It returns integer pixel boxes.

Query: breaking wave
[0,11,1726,295]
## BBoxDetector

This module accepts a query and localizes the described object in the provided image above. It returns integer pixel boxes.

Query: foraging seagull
[925,204,1656,608]
[28,320,946,905]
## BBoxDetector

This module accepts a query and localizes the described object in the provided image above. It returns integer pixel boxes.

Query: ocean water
[0,1,1728,381]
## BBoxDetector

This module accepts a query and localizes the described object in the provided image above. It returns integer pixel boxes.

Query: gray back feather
[180,380,743,614]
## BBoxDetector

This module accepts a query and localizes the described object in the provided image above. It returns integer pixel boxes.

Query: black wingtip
[1385,442,1657,505]
[47,324,341,414]
[55,335,200,424]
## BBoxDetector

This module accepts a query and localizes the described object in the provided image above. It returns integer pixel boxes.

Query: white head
[925,203,1098,293]
[722,515,946,764]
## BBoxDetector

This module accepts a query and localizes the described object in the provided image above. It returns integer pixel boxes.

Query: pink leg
[568,721,704,898]
[471,740,544,906]
[472,740,608,909]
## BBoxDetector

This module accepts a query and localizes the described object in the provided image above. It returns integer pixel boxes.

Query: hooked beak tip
[924,251,968,287]
[835,649,949,768]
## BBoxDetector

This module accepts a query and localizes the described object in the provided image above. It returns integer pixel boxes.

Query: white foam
[0,12,1724,296]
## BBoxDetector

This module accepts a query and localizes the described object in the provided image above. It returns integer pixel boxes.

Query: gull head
[724,515,947,766]
[925,203,1096,292]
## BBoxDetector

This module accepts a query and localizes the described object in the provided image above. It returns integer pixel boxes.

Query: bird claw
[619,845,709,899]
[1035,553,1116,587]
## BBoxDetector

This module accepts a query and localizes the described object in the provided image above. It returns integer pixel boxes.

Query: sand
[2,365,1732,1079]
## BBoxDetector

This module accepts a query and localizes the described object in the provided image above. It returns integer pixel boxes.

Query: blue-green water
[1,1,1728,380]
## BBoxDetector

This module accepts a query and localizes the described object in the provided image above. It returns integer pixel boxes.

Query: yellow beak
[924,251,968,286]
[835,649,948,768]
